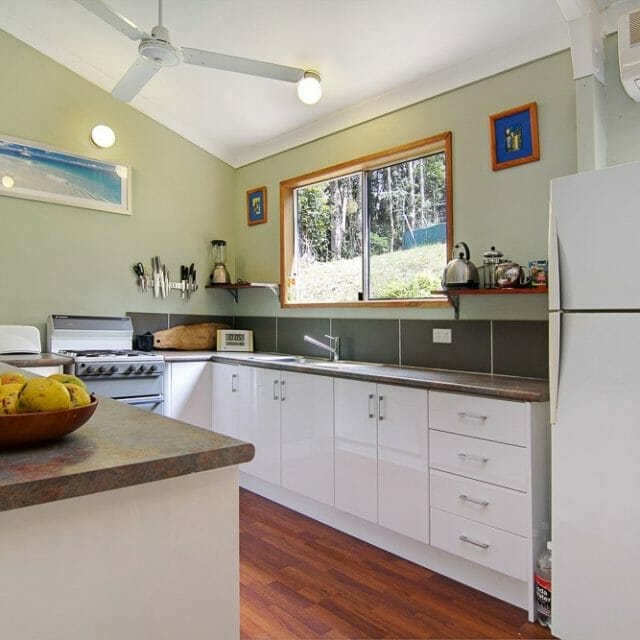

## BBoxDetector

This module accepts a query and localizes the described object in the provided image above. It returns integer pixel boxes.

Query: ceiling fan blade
[111,57,162,102]
[74,0,150,41]
[181,47,304,83]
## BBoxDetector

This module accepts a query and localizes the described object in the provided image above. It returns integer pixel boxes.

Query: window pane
[292,173,362,303]
[367,152,447,299]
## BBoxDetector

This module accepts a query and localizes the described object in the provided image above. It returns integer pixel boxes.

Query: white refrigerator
[549,161,640,640]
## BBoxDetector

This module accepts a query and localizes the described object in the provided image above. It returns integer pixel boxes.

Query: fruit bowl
[0,398,98,449]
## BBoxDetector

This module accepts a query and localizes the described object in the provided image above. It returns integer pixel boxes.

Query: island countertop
[0,364,254,512]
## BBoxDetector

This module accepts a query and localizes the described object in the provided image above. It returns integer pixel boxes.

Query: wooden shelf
[433,286,548,318]
[205,282,280,302]
[433,286,547,296]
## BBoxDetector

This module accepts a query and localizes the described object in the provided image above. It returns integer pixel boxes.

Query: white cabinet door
[20,365,63,376]
[334,378,378,523]
[211,362,239,438]
[377,384,429,543]
[238,366,281,485]
[166,361,212,430]
[281,371,334,506]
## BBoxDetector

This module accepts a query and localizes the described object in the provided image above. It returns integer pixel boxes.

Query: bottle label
[535,573,551,619]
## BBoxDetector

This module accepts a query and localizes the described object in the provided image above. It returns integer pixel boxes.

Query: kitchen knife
[153,257,160,298]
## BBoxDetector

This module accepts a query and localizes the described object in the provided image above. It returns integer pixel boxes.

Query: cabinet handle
[378,395,385,421]
[273,379,279,400]
[459,535,490,549]
[368,393,375,418]
[457,452,489,464]
[231,373,237,393]
[457,411,487,421]
[280,379,286,402]
[458,494,490,507]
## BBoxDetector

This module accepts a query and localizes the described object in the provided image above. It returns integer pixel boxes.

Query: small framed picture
[489,102,540,171]
[246,186,267,225]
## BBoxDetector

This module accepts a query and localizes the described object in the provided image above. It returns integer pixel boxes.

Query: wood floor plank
[240,489,555,639]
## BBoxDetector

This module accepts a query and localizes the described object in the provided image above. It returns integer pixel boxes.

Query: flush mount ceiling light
[90,124,116,148]
[297,70,322,105]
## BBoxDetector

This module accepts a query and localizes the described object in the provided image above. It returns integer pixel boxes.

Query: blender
[210,240,231,284]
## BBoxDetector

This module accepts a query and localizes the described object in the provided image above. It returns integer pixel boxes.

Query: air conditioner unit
[619,9,640,101]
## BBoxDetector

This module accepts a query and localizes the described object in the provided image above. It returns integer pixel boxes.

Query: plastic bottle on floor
[535,541,552,627]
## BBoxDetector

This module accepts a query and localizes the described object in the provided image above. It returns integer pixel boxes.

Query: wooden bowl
[0,399,98,449]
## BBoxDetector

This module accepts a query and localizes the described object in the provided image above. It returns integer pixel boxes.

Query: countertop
[0,352,73,367]
[156,350,549,402]
[0,363,254,512]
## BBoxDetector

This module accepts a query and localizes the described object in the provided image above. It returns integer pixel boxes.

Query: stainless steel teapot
[495,261,531,288]
[442,242,480,289]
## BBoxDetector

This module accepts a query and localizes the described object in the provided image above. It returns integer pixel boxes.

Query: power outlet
[433,328,452,344]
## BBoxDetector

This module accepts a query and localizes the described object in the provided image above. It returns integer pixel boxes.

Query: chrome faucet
[303,334,340,362]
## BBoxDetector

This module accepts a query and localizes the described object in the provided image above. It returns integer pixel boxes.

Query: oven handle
[118,394,164,406]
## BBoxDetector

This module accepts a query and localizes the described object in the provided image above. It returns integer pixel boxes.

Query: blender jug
[210,240,231,284]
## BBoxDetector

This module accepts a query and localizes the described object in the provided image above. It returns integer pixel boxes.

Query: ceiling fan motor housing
[139,25,181,66]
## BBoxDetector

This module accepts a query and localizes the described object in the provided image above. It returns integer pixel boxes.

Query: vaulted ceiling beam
[556,0,605,83]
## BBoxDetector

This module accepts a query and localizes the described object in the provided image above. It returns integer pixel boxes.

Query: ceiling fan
[74,0,322,104]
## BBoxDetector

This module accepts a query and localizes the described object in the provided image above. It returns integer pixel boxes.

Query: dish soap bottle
[535,541,552,627]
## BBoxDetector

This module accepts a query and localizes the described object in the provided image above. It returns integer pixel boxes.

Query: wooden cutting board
[152,322,230,350]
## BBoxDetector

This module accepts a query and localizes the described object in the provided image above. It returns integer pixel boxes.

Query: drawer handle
[458,494,489,507]
[231,373,237,393]
[459,535,490,549]
[368,393,375,419]
[458,411,487,421]
[458,453,489,464]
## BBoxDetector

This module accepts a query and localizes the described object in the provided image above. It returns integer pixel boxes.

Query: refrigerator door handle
[548,199,561,311]
[549,311,561,425]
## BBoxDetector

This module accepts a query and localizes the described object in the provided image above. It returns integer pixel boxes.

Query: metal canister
[481,245,504,288]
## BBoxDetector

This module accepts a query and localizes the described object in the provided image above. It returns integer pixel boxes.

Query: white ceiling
[0,0,634,167]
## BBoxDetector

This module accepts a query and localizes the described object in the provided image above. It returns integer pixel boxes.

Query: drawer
[430,507,528,581]
[429,430,528,491]
[429,391,526,446]
[430,469,529,536]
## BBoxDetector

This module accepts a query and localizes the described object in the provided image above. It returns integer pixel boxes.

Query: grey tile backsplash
[401,320,492,373]
[127,311,548,379]
[331,319,399,364]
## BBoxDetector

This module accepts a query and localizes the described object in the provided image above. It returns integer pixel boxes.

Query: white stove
[47,315,164,413]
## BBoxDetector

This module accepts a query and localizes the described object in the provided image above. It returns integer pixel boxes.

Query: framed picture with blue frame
[489,102,539,171]
[246,185,267,225]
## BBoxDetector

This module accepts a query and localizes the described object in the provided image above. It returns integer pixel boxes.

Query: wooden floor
[239,489,554,639]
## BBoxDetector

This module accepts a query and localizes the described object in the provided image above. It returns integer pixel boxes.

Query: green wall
[0,30,235,340]
[4,27,637,332]
[234,50,577,321]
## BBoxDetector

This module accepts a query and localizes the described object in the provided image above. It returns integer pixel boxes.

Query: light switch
[433,328,452,344]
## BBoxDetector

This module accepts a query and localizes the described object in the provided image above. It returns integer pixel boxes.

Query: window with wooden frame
[280,132,453,308]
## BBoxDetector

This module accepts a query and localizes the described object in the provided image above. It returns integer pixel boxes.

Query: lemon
[64,383,92,408]
[0,383,25,414]
[17,378,71,413]
[48,373,88,390]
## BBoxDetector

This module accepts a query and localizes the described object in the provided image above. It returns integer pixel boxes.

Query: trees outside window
[281,132,452,308]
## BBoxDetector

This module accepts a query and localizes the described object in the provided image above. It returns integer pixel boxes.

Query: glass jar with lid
[481,245,504,288]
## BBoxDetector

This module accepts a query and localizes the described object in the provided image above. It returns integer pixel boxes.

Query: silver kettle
[442,242,480,289]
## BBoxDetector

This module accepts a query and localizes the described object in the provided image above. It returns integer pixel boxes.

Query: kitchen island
[0,363,254,640]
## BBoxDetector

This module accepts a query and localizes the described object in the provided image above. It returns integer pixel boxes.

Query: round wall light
[90,124,116,148]
[297,70,322,105]
[1,175,15,188]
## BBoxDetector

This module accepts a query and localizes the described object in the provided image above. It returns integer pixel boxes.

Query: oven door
[117,394,164,415]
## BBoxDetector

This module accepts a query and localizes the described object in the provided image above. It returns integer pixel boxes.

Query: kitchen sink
[246,354,301,363]
[302,360,387,370]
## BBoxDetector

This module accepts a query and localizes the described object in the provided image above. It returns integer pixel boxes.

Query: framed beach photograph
[246,186,267,225]
[489,102,539,171]
[0,134,131,214]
